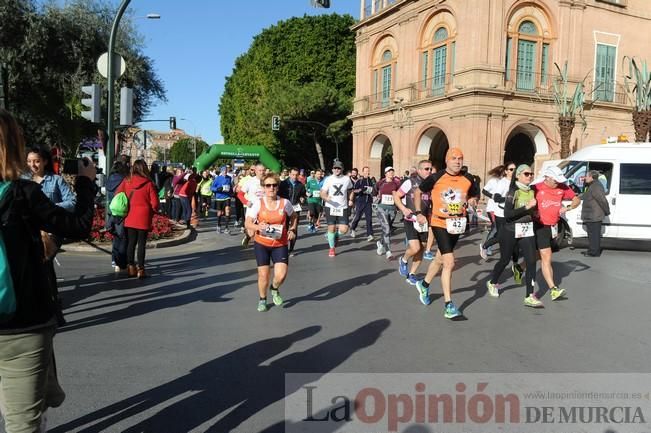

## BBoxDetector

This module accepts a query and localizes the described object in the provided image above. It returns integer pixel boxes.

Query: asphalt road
[17,216,651,432]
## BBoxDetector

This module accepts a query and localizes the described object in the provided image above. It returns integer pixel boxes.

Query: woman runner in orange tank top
[245,173,299,312]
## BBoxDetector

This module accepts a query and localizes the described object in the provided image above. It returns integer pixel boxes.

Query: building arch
[369,133,394,174]
[504,122,551,165]
[416,126,450,171]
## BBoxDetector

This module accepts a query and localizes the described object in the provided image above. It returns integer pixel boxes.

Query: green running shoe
[524,294,543,308]
[271,290,283,306]
[550,286,566,301]
[257,300,268,312]
[486,281,500,298]
[512,263,523,285]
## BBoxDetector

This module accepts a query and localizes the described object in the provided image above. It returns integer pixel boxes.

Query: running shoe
[350,229,356,238]
[376,240,386,256]
[486,281,500,298]
[550,287,566,301]
[479,243,488,260]
[366,235,374,242]
[385,250,392,260]
[257,300,268,312]
[218,226,224,234]
[224,228,230,235]
[444,302,462,319]
[486,247,494,256]
[524,294,544,308]
[406,274,419,285]
[398,257,409,276]
[416,280,431,305]
[328,248,336,257]
[512,263,523,285]
[423,250,434,260]
[234,221,240,227]
[271,290,283,306]
[241,235,250,248]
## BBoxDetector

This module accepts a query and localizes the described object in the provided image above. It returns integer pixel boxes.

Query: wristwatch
[413,210,422,215]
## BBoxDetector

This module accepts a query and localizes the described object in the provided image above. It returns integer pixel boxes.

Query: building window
[420,25,455,97]
[595,44,616,102]
[372,49,394,108]
[506,19,552,92]
[596,0,626,6]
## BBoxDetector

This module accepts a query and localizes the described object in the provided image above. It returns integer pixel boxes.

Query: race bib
[414,221,429,233]
[551,224,558,238]
[222,184,230,192]
[365,186,373,194]
[330,207,344,217]
[312,190,321,198]
[381,194,394,205]
[260,224,284,240]
[293,204,302,212]
[445,217,467,235]
[515,222,534,238]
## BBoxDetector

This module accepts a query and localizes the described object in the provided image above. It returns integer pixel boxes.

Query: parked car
[554,143,651,247]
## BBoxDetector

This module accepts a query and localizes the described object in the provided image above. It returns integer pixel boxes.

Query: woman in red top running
[245,173,298,312]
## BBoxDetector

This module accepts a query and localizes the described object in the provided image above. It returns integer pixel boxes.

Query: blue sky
[129,0,359,144]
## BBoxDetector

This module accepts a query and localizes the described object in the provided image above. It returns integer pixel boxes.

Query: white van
[555,143,651,244]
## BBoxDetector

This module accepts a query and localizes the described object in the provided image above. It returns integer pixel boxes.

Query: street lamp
[105,1,159,216]
[180,118,198,164]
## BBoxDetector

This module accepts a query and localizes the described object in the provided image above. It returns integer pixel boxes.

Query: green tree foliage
[170,138,208,168]
[219,14,355,169]
[0,0,165,153]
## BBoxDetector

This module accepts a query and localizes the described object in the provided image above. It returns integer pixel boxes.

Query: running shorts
[308,202,323,217]
[254,243,289,266]
[325,207,350,226]
[432,226,460,255]
[534,223,553,250]
[404,220,428,243]
[215,199,229,212]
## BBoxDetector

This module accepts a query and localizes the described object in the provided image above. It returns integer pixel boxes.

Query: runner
[320,160,354,257]
[305,169,324,233]
[237,163,265,247]
[393,160,433,284]
[374,166,401,259]
[349,166,375,241]
[485,164,542,306]
[413,148,480,319]
[197,169,214,217]
[245,173,298,312]
[211,166,233,233]
[278,167,307,255]
[532,165,580,300]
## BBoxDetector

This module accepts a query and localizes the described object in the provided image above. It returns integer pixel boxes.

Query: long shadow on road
[50,320,390,433]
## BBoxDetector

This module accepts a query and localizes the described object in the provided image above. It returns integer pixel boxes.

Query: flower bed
[88,208,178,243]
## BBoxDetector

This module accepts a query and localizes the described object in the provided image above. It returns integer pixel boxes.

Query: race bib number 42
[330,207,344,217]
[515,222,534,238]
[445,217,467,235]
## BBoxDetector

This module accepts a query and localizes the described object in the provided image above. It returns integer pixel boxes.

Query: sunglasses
[264,183,278,188]
[333,167,342,170]
[506,168,515,171]
[521,172,534,177]
[421,167,433,171]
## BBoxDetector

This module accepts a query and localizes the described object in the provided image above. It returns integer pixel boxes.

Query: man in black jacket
[278,168,306,255]
[581,170,610,257]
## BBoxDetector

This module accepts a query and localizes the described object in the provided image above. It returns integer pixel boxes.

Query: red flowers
[88,208,176,243]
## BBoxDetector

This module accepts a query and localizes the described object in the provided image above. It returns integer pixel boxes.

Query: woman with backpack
[106,161,129,272]
[115,160,159,279]
[0,109,96,432]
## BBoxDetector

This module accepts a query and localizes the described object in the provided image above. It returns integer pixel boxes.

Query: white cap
[384,166,394,173]
[542,165,567,183]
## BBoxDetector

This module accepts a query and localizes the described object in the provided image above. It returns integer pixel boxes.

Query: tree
[169,138,208,167]
[551,62,590,158]
[623,57,651,142]
[219,14,356,169]
[0,0,165,154]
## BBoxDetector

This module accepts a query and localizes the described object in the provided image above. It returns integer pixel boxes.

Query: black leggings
[127,228,147,267]
[485,216,518,263]
[489,226,537,296]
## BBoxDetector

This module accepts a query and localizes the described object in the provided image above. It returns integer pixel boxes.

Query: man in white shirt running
[320,160,354,257]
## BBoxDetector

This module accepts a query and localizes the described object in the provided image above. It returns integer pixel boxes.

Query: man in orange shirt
[414,148,480,319]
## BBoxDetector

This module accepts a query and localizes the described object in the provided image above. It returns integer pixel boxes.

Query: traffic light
[169,116,176,130]
[271,115,280,131]
[312,0,330,8]
[80,84,101,123]
[119,87,133,126]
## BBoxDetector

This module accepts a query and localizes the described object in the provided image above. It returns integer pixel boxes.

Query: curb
[61,228,194,253]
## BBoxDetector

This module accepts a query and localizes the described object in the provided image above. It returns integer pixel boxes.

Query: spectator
[106,161,129,271]
[581,170,609,257]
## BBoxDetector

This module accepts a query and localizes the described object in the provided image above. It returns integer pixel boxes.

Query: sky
[128,0,360,144]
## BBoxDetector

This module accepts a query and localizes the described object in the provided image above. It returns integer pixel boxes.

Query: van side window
[565,161,613,194]
[620,164,651,195]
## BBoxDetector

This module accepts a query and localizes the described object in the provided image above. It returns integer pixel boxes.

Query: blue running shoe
[406,274,419,285]
[423,250,434,260]
[444,302,462,319]
[398,257,409,277]
[416,280,431,305]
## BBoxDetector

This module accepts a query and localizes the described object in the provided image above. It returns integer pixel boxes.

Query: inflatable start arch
[193,144,281,173]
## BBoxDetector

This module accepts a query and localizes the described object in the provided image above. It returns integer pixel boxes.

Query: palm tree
[622,57,651,142]
[551,61,589,158]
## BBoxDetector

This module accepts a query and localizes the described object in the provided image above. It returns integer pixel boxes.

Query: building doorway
[504,124,549,166]
[417,127,450,171]
[370,134,393,178]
